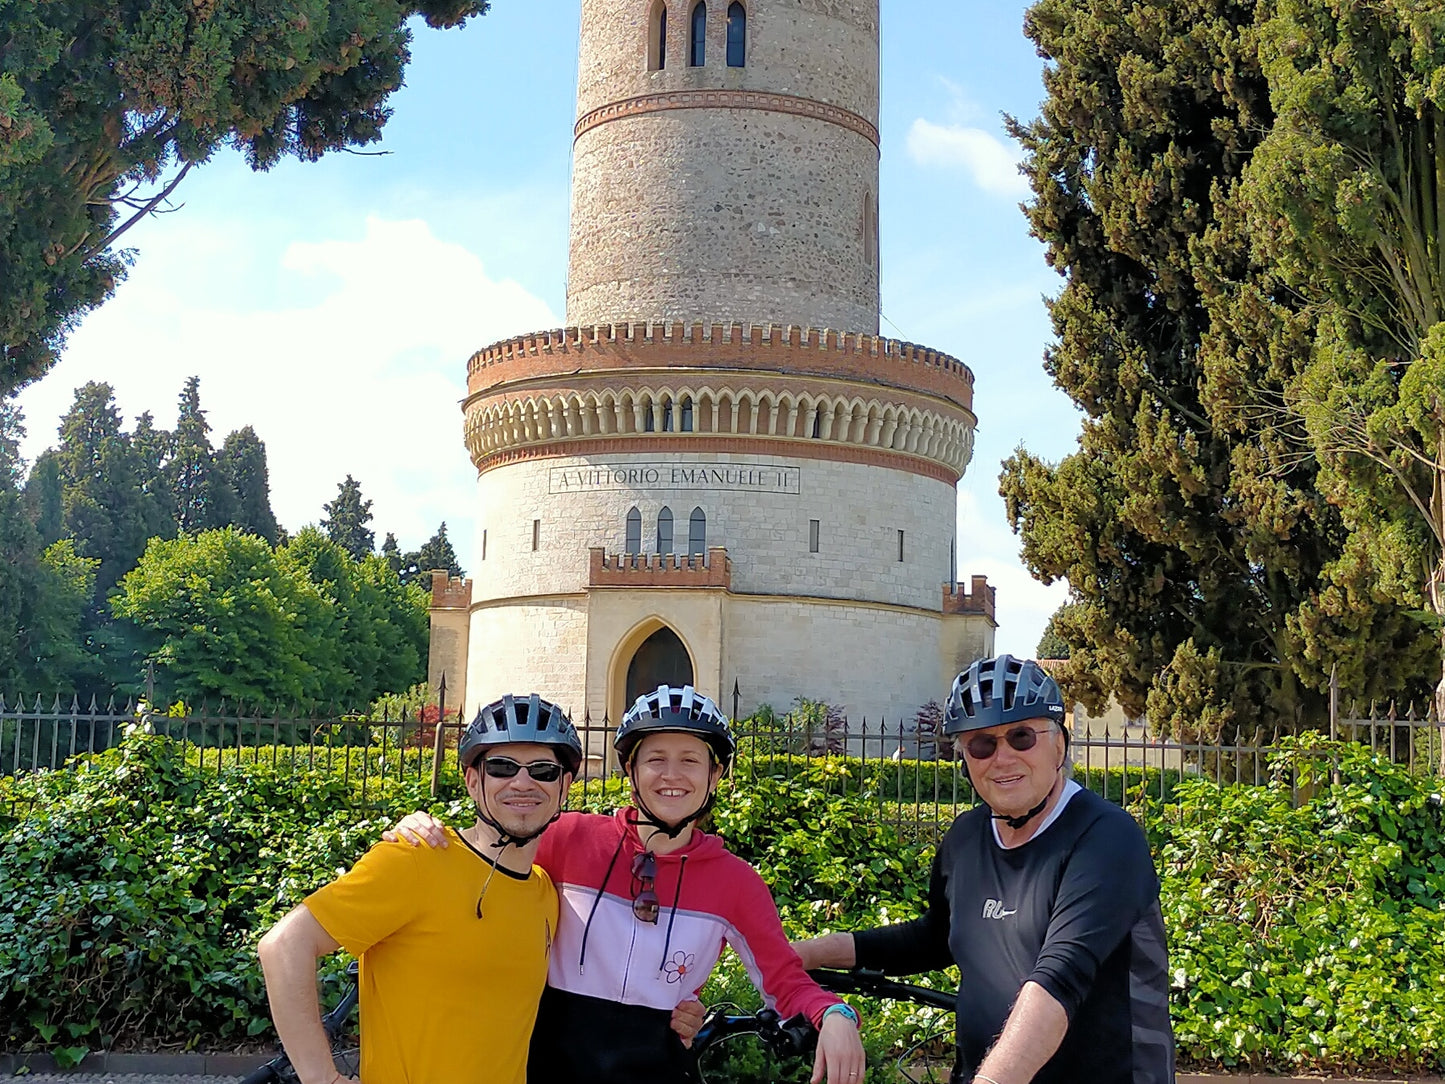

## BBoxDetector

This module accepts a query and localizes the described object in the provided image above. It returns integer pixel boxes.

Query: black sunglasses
[631,851,660,924]
[962,725,1055,761]
[482,756,564,782]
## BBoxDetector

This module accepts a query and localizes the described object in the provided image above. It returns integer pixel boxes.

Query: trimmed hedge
[2,733,1442,1077]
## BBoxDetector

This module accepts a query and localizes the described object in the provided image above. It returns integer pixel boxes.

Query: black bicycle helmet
[944,654,1065,735]
[459,693,583,775]
[615,684,735,769]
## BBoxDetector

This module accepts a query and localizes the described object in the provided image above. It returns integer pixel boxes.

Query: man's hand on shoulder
[381,810,448,848]
[790,931,857,971]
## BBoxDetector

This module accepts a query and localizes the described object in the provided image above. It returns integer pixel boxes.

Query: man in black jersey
[793,654,1175,1084]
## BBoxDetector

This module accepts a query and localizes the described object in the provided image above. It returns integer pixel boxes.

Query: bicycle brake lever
[774,1012,818,1056]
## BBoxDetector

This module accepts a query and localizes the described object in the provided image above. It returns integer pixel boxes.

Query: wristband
[976,1074,1006,1084]
[820,1002,860,1028]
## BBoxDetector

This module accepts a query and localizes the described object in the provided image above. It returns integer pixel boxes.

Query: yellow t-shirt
[305,828,556,1084]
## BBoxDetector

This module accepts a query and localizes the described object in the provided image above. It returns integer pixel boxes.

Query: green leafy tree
[111,528,328,708]
[1241,0,1445,723]
[999,0,1425,739]
[321,474,374,560]
[215,426,280,544]
[168,376,237,533]
[0,0,490,395]
[281,527,426,707]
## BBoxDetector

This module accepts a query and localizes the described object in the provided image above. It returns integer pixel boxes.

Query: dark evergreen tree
[22,449,63,546]
[321,475,375,560]
[168,376,237,533]
[215,426,280,544]
[130,410,176,541]
[1,0,490,394]
[1036,603,1073,661]
[0,403,96,693]
[999,0,1429,739]
[402,521,464,587]
[381,532,403,576]
[52,382,154,597]
[0,397,22,486]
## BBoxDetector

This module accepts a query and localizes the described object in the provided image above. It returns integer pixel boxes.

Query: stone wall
[464,597,591,721]
[724,595,959,724]
[470,451,957,611]
[567,0,881,331]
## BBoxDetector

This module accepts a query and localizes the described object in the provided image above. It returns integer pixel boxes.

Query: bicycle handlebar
[807,968,956,1012]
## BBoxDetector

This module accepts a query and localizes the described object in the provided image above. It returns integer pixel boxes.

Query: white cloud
[906,118,1029,197]
[17,215,558,570]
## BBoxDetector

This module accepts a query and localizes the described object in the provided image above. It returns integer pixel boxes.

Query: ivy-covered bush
[0,734,469,1064]
[3,730,1444,1078]
[1155,734,1445,1073]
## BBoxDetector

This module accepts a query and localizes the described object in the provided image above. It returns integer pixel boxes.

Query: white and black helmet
[615,684,735,769]
[459,693,583,775]
[944,654,1065,735]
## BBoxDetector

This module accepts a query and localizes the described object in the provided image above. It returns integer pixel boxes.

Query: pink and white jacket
[525,808,842,1083]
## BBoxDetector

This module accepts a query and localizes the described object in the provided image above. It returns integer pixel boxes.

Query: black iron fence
[4,689,1441,831]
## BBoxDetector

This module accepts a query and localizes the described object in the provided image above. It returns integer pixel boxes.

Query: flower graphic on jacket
[664,951,696,984]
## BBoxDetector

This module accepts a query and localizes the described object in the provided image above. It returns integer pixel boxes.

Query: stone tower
[568,0,881,332]
[431,0,996,741]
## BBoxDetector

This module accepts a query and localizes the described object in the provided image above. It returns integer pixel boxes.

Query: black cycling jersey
[853,785,1175,1084]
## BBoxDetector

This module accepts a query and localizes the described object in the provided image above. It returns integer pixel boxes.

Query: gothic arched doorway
[625,626,694,706]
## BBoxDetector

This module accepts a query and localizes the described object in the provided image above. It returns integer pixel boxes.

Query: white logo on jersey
[981,899,1017,920]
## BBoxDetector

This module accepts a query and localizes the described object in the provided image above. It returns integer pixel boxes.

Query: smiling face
[464,741,568,839]
[629,731,723,824]
[957,717,1065,820]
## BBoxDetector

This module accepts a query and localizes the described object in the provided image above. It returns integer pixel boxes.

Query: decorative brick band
[575,90,880,147]
[464,372,974,480]
[467,322,973,407]
[589,546,732,589]
[471,435,962,486]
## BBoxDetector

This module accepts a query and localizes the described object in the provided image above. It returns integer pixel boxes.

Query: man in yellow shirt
[257,694,582,1084]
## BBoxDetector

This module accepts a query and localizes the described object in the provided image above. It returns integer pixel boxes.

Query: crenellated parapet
[588,546,732,589]
[942,576,996,622]
[466,322,973,409]
[430,570,473,610]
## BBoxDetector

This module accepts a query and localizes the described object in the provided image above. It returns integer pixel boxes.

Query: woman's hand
[380,810,447,848]
[670,998,706,1048]
[811,1008,866,1084]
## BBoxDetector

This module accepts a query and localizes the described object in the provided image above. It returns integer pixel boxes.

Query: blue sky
[16,0,1080,656]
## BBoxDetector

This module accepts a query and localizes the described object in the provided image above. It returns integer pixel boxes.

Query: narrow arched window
[689,1,706,66]
[688,507,706,556]
[651,3,668,70]
[661,396,674,432]
[726,2,745,67]
[626,507,642,554]
[680,396,694,432]
[657,507,675,554]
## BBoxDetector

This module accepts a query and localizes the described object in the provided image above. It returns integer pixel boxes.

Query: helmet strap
[626,764,716,839]
[991,792,1051,831]
[472,768,567,850]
